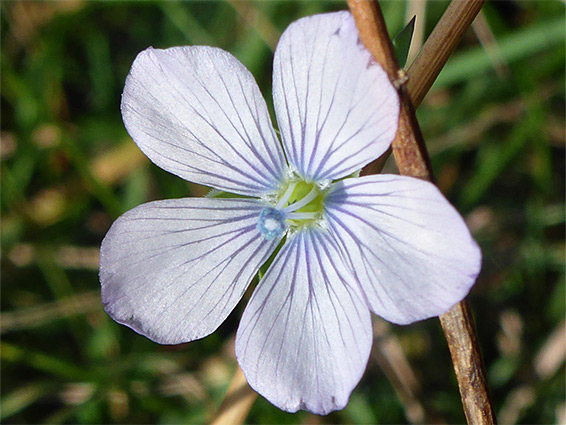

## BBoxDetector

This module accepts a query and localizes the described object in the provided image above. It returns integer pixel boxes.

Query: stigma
[257,179,327,240]
[257,208,286,240]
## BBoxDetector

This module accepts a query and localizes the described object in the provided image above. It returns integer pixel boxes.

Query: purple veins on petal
[236,229,372,415]
[272,11,399,182]
[121,46,286,197]
[100,198,281,345]
[99,7,482,418]
[324,175,482,325]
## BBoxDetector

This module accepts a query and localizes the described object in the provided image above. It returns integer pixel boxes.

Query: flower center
[257,180,326,240]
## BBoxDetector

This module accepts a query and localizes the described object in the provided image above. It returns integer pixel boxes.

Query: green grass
[1,1,564,423]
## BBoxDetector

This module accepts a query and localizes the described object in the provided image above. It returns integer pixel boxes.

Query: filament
[287,212,318,220]
[275,182,297,210]
[283,187,319,213]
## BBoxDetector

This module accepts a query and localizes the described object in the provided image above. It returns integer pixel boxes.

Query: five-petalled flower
[100,11,481,415]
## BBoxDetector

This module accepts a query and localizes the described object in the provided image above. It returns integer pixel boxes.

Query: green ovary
[279,180,326,228]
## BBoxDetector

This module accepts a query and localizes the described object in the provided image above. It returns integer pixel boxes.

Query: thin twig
[472,11,510,79]
[347,1,495,424]
[405,0,427,67]
[210,366,257,425]
[226,0,281,51]
[373,318,445,424]
[0,291,101,334]
[407,0,487,107]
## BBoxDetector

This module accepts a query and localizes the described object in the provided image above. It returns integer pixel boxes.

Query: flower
[100,11,481,415]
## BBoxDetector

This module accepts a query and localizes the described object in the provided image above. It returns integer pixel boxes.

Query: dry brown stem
[439,300,496,424]
[348,0,433,179]
[348,1,495,424]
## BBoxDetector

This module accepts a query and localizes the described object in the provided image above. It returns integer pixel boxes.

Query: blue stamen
[257,208,286,240]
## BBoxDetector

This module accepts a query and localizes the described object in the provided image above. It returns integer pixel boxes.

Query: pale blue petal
[100,198,280,344]
[272,11,399,182]
[236,229,372,414]
[122,46,287,197]
[325,175,482,325]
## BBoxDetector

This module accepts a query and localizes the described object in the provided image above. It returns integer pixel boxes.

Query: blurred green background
[1,1,564,423]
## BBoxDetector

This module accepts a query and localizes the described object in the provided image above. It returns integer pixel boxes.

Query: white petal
[122,46,287,197]
[236,229,372,414]
[100,198,280,344]
[325,175,482,325]
[272,11,399,182]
